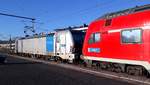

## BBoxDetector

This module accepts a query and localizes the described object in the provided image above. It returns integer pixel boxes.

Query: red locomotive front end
[82,4,150,76]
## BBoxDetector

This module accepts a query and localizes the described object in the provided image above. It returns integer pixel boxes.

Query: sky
[0,0,150,40]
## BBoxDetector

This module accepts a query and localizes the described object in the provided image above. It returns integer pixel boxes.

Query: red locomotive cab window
[88,34,94,44]
[88,32,101,44]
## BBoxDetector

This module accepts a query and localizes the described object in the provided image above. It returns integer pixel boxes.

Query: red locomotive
[82,4,150,76]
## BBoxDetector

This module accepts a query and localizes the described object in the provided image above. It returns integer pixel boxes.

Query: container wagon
[15,33,55,59]
[82,4,150,76]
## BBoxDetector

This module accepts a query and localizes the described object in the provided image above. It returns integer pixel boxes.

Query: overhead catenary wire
[0,11,36,36]
[0,12,35,20]
[20,20,48,32]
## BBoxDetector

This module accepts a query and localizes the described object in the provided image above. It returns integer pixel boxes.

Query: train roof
[18,33,55,40]
[97,4,150,20]
[55,24,88,31]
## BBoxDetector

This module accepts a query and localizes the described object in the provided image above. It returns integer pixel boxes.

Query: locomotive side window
[121,29,142,43]
[88,32,100,44]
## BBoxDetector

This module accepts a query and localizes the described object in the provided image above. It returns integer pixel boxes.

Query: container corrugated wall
[17,39,23,53]
[16,33,56,56]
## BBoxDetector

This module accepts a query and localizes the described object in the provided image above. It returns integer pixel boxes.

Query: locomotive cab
[55,27,87,63]
[82,4,150,76]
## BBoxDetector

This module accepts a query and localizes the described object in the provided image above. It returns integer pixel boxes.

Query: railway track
[5,53,150,85]
[73,63,150,83]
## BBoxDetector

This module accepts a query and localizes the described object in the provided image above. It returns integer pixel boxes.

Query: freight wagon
[82,4,150,76]
[15,33,55,59]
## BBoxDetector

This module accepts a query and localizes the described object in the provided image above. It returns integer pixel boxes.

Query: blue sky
[0,0,150,40]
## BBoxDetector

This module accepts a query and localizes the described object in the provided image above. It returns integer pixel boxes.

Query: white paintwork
[17,37,47,55]
[53,35,56,55]
[108,29,121,33]
[16,34,56,56]
[72,27,88,31]
[108,26,150,33]
[17,39,23,53]
[84,56,150,73]
[23,38,33,54]
[32,37,46,55]
[56,30,74,60]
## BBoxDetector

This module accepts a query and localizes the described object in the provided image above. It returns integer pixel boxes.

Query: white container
[15,33,55,56]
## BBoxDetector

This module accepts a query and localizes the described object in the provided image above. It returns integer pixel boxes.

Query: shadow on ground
[0,62,42,66]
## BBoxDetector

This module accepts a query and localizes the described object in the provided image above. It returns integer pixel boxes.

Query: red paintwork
[83,10,150,63]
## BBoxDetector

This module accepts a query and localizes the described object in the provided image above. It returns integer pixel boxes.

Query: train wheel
[56,57,62,63]
[83,60,92,67]
[83,61,87,67]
